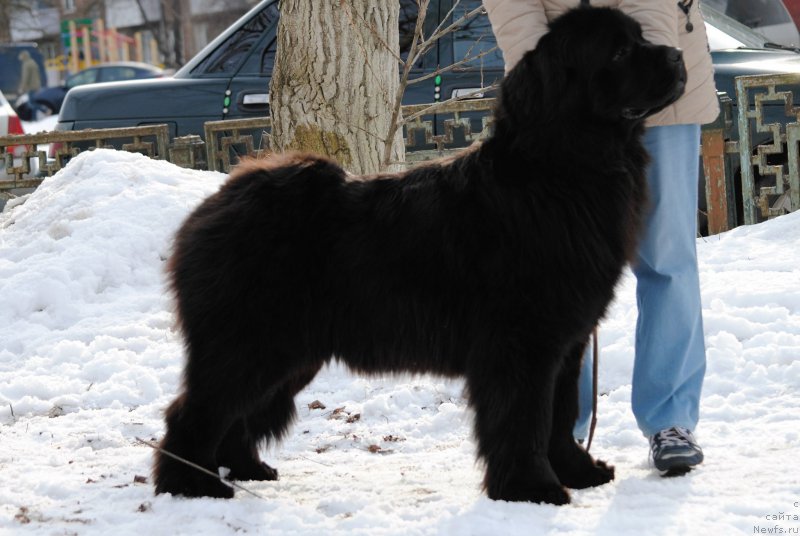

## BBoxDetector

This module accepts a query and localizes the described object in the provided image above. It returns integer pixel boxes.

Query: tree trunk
[171,0,185,67]
[0,3,10,43]
[269,0,405,174]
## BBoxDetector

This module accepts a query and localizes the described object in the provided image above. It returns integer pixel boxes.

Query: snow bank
[0,150,798,535]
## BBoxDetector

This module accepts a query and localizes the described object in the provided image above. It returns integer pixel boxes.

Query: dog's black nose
[668,48,684,64]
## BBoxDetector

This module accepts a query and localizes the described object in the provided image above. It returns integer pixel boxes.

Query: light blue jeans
[574,123,707,439]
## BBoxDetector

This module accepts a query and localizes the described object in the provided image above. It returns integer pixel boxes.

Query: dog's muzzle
[622,45,687,120]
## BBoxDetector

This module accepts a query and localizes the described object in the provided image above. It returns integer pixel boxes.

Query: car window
[66,68,99,88]
[192,3,279,75]
[701,4,773,49]
[705,22,747,50]
[451,0,503,69]
[705,0,792,27]
[261,39,277,73]
[236,34,276,75]
[99,66,139,83]
[234,1,428,75]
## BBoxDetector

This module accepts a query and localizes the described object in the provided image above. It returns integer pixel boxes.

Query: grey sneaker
[649,427,704,476]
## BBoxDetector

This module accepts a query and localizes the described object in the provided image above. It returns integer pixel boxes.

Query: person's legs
[632,123,706,438]
[573,124,706,455]
[573,342,593,440]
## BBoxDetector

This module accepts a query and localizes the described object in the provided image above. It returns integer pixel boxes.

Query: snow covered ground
[0,149,798,535]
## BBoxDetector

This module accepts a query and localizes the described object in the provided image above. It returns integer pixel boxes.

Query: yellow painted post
[81,26,92,69]
[69,20,79,73]
[96,18,106,62]
[108,28,119,61]
[135,32,144,63]
[149,38,159,66]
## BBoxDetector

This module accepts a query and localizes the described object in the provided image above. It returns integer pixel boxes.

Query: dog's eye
[612,46,630,62]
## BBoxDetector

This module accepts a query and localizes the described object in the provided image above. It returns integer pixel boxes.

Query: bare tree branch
[131,0,172,64]
[400,84,499,127]
[381,0,432,169]
[429,0,463,47]
[413,4,486,66]
[280,0,497,171]
[407,45,499,85]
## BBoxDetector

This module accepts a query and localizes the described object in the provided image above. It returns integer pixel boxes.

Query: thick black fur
[154,7,686,505]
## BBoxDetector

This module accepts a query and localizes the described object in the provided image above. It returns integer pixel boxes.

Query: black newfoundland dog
[154,7,686,505]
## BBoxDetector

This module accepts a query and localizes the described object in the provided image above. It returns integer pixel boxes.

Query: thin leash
[135,437,268,500]
[585,327,599,452]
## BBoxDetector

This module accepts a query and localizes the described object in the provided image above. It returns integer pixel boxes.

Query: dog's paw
[549,441,615,490]
[586,458,615,487]
[226,461,279,482]
[155,470,235,499]
[154,452,235,499]
[594,459,615,481]
[489,480,571,505]
[530,483,572,505]
[558,458,615,490]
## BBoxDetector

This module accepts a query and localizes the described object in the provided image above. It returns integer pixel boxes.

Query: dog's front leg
[468,351,570,505]
[548,341,615,489]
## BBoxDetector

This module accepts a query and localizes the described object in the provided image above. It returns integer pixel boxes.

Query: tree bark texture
[270,0,405,174]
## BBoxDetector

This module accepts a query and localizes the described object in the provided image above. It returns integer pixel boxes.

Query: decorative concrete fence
[3,78,799,234]
[1,99,494,190]
[701,74,800,234]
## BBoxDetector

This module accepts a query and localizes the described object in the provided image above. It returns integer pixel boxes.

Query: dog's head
[500,7,686,126]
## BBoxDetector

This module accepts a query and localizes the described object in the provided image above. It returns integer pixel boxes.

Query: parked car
[53,1,800,231]
[57,0,497,140]
[0,90,25,140]
[57,1,800,137]
[705,0,800,46]
[16,61,164,120]
[1,89,28,200]
[784,0,800,32]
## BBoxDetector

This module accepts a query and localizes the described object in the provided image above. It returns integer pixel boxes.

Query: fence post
[81,26,92,69]
[701,92,735,235]
[134,32,144,63]
[170,135,206,169]
[69,20,79,74]
[97,19,107,63]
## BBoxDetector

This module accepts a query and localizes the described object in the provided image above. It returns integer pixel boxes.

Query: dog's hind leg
[153,389,240,498]
[216,364,322,482]
[153,341,297,498]
[548,341,615,489]
[468,342,570,505]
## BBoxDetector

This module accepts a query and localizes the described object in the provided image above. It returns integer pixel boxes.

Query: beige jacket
[18,51,42,94]
[482,0,720,126]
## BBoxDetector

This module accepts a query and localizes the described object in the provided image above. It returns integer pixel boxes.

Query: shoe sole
[653,451,703,472]
[655,452,703,476]
[659,465,693,477]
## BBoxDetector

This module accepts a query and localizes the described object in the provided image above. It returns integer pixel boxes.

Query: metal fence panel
[735,73,800,224]
[1,124,169,196]
[4,82,800,233]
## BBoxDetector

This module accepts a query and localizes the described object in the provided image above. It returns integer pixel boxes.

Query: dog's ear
[497,34,567,127]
